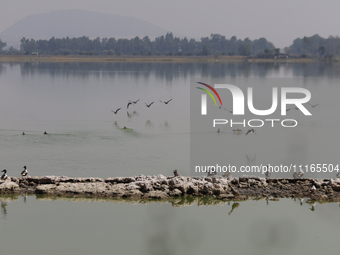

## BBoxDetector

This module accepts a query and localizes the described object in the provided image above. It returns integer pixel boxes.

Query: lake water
[0,61,340,254]
[0,195,339,255]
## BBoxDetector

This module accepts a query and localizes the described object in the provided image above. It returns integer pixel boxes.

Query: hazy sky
[1,0,339,47]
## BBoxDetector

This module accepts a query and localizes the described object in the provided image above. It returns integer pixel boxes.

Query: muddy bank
[1,175,340,201]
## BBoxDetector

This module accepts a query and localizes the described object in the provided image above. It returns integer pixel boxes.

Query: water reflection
[228,202,240,215]
[0,62,336,83]
[1,201,7,217]
[0,194,336,211]
[1,194,339,255]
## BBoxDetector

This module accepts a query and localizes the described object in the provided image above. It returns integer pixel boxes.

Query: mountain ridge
[0,9,172,48]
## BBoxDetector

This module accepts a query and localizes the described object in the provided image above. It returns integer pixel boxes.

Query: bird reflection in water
[145,120,153,128]
[299,198,304,206]
[309,202,316,211]
[159,121,170,130]
[228,202,240,216]
[127,111,139,118]
[1,200,7,217]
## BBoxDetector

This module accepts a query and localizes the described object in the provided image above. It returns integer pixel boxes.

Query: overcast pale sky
[1,0,339,47]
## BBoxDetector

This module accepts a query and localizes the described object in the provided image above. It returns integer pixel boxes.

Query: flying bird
[246,129,256,135]
[159,99,172,104]
[127,102,133,109]
[111,108,121,114]
[145,102,154,108]
[308,102,319,108]
[220,107,233,113]
[21,166,28,177]
[132,99,140,104]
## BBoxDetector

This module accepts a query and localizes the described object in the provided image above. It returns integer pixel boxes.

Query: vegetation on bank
[0,33,339,61]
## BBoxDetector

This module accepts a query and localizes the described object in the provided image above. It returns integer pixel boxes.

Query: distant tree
[202,44,208,55]
[303,36,310,54]
[318,46,325,56]
[18,33,279,56]
[238,41,252,56]
[283,47,290,54]
[214,53,221,59]
[0,39,7,51]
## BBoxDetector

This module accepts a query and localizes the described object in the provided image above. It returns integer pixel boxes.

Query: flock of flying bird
[111,98,172,115]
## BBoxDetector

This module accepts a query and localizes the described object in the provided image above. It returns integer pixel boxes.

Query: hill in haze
[0,9,171,48]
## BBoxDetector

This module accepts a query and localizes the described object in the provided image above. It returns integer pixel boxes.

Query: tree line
[12,33,275,56]
[1,33,340,58]
[286,34,339,58]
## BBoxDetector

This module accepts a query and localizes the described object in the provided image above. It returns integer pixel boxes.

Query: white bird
[1,169,8,181]
[265,169,271,178]
[264,165,272,178]
[309,185,316,195]
[21,166,28,177]
[293,170,304,179]
[222,166,231,178]
[207,167,216,177]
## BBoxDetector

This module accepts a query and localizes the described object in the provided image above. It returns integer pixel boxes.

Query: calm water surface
[0,62,339,254]
[0,195,339,255]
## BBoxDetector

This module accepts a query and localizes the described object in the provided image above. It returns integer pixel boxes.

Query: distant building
[31,51,39,55]
[275,53,289,59]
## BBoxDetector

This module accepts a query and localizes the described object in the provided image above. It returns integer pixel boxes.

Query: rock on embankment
[1,175,340,201]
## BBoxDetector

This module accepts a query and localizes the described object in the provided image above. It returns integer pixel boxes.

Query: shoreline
[1,175,339,202]
[0,55,319,63]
